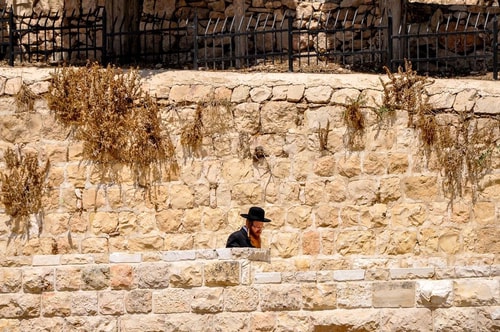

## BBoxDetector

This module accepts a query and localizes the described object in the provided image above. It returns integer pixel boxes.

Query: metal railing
[0,6,498,79]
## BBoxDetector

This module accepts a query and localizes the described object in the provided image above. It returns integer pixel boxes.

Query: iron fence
[0,6,498,79]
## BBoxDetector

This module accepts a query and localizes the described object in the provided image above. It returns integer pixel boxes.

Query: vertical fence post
[102,6,108,66]
[493,15,498,80]
[193,11,198,70]
[287,14,293,72]
[8,6,14,66]
[387,11,393,72]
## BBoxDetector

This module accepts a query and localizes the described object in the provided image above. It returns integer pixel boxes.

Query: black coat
[226,227,253,248]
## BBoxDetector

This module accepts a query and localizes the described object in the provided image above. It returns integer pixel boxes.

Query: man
[226,206,271,248]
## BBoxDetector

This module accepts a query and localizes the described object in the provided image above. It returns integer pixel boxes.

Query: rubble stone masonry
[0,67,499,331]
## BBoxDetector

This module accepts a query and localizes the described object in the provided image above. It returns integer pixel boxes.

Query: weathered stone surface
[373,281,415,308]
[204,261,240,286]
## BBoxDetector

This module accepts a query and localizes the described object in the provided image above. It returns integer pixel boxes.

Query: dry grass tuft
[0,147,50,236]
[46,62,178,189]
[15,83,37,113]
[180,99,233,157]
[343,95,366,150]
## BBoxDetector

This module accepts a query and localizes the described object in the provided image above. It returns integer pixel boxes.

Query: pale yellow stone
[302,283,336,310]
[90,212,119,235]
[270,232,300,258]
[231,182,263,205]
[337,155,361,178]
[314,205,340,228]
[313,155,335,177]
[286,206,312,229]
[391,203,427,228]
[340,205,359,227]
[337,231,375,255]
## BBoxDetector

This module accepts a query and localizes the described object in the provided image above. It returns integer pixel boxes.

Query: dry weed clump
[380,60,499,203]
[15,83,37,113]
[380,60,433,117]
[343,95,366,150]
[46,62,178,187]
[180,99,233,157]
[0,147,50,236]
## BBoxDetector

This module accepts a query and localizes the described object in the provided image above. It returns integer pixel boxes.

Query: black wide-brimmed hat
[240,206,271,222]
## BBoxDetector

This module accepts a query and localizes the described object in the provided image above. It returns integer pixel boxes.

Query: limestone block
[0,114,42,143]
[473,228,500,254]
[379,176,402,203]
[4,77,22,95]
[90,212,118,235]
[324,178,347,203]
[453,279,498,306]
[221,158,253,182]
[428,92,456,109]
[286,205,312,229]
[81,266,109,290]
[475,96,500,115]
[379,230,418,255]
[380,308,432,332]
[331,88,361,105]
[314,205,340,228]
[416,280,453,307]
[403,176,439,201]
[153,289,192,313]
[223,286,259,312]
[231,182,263,204]
[261,101,298,134]
[81,237,108,254]
[270,232,300,258]
[363,152,386,175]
[191,288,224,313]
[319,231,336,255]
[313,155,336,177]
[373,281,415,308]
[313,309,380,331]
[249,312,277,331]
[155,209,183,233]
[135,262,170,289]
[43,213,71,235]
[0,77,6,95]
[259,284,302,311]
[304,86,333,104]
[169,262,203,288]
[250,86,272,103]
[337,154,361,178]
[472,201,496,224]
[120,314,165,331]
[302,230,320,255]
[231,85,250,103]
[347,179,378,205]
[22,268,54,293]
[169,184,195,209]
[98,291,124,315]
[336,231,375,255]
[0,268,22,293]
[204,261,240,286]
[453,89,477,112]
[340,205,359,226]
[302,283,337,310]
[0,294,41,318]
[55,266,81,291]
[479,174,500,201]
[0,319,20,331]
[336,282,372,308]
[433,307,477,332]
[109,265,134,290]
[164,234,194,251]
[387,153,409,174]
[169,85,213,103]
[438,230,461,254]
[477,307,500,332]
[41,292,71,317]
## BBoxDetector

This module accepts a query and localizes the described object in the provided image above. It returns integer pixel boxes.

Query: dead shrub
[0,147,50,237]
[46,62,178,189]
[343,95,366,150]
[15,83,37,113]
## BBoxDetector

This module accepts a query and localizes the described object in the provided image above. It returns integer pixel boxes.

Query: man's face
[250,221,264,237]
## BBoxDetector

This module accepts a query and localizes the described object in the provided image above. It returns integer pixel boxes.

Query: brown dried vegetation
[46,62,178,188]
[343,95,366,150]
[0,147,50,236]
[180,99,233,157]
[381,60,499,203]
[15,83,37,113]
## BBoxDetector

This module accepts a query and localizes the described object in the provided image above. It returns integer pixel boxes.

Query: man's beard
[249,229,261,248]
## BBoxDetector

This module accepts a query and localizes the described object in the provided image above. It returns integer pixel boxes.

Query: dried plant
[343,95,366,150]
[0,147,50,237]
[318,120,331,153]
[46,62,178,189]
[380,60,433,116]
[15,83,37,113]
[380,60,499,205]
[180,99,233,157]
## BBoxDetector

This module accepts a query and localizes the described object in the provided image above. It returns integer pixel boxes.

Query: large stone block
[204,261,240,286]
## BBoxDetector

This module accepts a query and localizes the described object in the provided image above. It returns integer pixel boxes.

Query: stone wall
[0,249,499,331]
[0,67,499,330]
